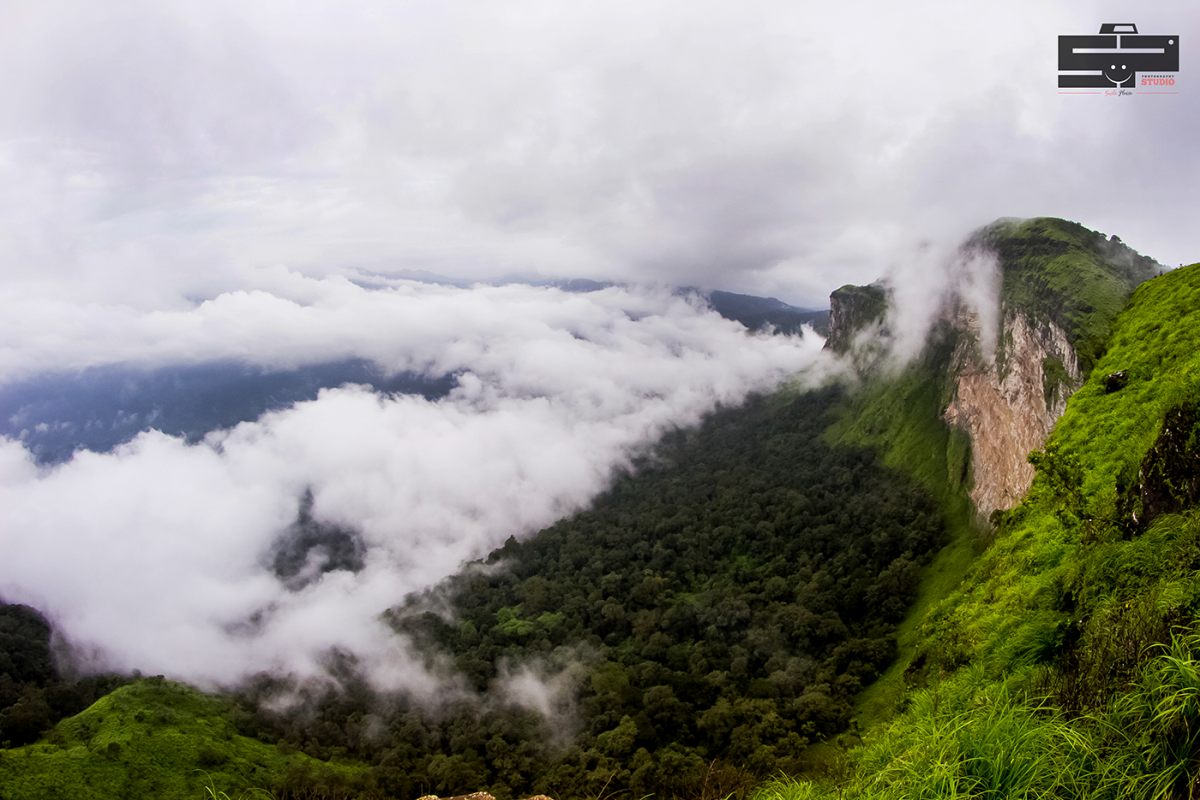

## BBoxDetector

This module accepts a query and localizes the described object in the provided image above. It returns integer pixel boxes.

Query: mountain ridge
[0,216,1190,800]
[827,216,1161,520]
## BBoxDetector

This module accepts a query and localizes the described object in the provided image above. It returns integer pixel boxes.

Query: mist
[0,280,836,692]
[2,0,1195,715]
[884,244,1003,366]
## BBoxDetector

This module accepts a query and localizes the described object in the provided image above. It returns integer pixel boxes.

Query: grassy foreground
[758,263,1200,799]
[0,678,371,800]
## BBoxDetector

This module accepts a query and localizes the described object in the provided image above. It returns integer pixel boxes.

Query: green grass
[916,263,1200,679]
[985,217,1159,374]
[755,624,1200,800]
[824,335,983,726]
[760,263,1200,799]
[0,677,370,800]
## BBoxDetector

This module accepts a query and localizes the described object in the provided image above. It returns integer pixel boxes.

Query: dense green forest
[0,385,948,799]
[239,386,946,798]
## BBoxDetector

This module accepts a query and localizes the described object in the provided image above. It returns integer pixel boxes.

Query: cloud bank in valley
[0,279,835,691]
[2,0,1194,701]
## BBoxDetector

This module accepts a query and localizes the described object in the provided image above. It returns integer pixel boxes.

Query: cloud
[2,271,804,381]
[0,1,1195,313]
[0,0,1194,701]
[882,243,1002,366]
[0,281,836,690]
[493,656,588,744]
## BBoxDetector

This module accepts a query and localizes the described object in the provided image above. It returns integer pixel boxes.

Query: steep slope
[824,283,888,356]
[945,218,1159,517]
[920,261,1200,682]
[759,261,1200,799]
[832,217,1159,521]
[825,217,1160,721]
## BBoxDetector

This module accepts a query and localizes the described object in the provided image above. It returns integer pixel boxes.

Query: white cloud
[0,281,836,690]
[0,0,1194,312]
[0,0,1194,697]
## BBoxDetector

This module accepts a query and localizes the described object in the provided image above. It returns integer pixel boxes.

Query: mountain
[704,290,830,336]
[538,279,832,335]
[821,216,1164,720]
[0,359,456,465]
[830,217,1161,519]
[824,283,888,354]
[1,216,1190,800]
[759,250,1200,796]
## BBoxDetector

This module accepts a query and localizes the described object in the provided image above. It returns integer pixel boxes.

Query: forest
[226,385,946,798]
[0,603,127,749]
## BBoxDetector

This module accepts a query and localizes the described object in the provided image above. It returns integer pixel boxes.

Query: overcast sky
[1,0,1195,313]
[0,0,1197,690]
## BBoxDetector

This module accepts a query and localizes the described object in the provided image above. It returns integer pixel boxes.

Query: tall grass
[756,629,1200,800]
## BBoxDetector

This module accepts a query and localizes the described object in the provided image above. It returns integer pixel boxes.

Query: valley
[2,218,1197,800]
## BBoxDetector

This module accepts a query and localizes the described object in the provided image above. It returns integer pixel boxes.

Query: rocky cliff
[826,283,889,354]
[834,218,1161,520]
[942,309,1081,517]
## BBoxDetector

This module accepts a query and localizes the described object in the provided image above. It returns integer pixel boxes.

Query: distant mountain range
[0,285,824,464]
[0,360,454,464]
[704,289,829,336]
[527,277,830,335]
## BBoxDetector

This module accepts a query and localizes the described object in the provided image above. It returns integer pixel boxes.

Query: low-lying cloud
[0,279,835,692]
[885,243,1002,366]
[2,270,794,383]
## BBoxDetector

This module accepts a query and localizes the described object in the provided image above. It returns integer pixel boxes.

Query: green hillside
[0,678,373,800]
[823,217,1163,726]
[368,387,947,798]
[823,329,979,726]
[758,262,1200,799]
[980,217,1159,373]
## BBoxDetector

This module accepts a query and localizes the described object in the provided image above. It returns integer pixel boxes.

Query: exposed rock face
[828,218,1161,523]
[825,283,889,355]
[943,311,1081,518]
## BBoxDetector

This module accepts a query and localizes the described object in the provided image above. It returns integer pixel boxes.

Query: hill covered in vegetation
[375,387,944,797]
[757,260,1200,799]
[0,218,1187,800]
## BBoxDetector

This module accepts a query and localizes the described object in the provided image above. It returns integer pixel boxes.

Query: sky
[0,0,1197,692]
[0,0,1196,314]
